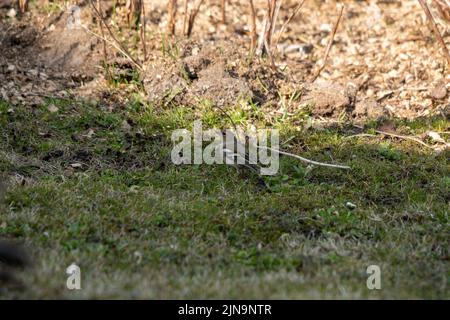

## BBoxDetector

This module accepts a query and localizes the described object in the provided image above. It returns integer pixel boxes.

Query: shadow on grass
[0,98,448,298]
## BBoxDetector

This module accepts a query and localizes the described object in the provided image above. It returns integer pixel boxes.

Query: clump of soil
[37,4,103,80]
[301,81,354,117]
[143,41,254,108]
[187,62,252,107]
[142,39,389,120]
[1,0,447,121]
[353,98,386,120]
[0,3,105,105]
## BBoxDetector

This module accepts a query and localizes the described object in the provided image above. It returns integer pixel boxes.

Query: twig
[81,25,143,71]
[352,125,433,149]
[221,0,226,24]
[127,0,142,27]
[257,146,351,169]
[186,0,205,37]
[267,0,277,40]
[89,0,142,69]
[311,5,344,82]
[274,0,306,48]
[264,37,277,69]
[19,0,28,13]
[141,0,147,61]
[96,0,110,79]
[256,14,269,56]
[183,0,189,35]
[256,0,282,58]
[417,0,450,65]
[167,0,178,36]
[249,0,257,54]
[431,0,450,23]
[224,128,350,171]
[269,0,282,47]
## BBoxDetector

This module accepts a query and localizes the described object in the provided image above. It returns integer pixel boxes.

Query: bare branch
[19,0,28,13]
[256,0,283,61]
[311,5,344,82]
[141,0,148,61]
[96,0,110,79]
[417,0,450,65]
[167,0,178,36]
[89,0,142,69]
[221,0,227,24]
[186,0,205,37]
[352,125,434,149]
[82,25,143,71]
[249,0,257,54]
[257,146,351,170]
[126,0,142,27]
[183,0,189,35]
[274,0,306,48]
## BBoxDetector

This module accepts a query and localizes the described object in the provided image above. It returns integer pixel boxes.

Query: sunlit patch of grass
[0,97,448,299]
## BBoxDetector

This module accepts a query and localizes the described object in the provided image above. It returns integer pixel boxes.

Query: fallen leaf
[47,104,59,113]
[121,120,132,132]
[428,131,446,144]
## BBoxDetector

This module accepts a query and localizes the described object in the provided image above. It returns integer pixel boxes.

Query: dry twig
[311,4,344,82]
[18,0,28,13]
[96,0,110,79]
[167,0,178,36]
[257,146,351,169]
[89,1,142,69]
[352,125,433,149]
[274,0,306,48]
[141,0,148,61]
[82,25,143,71]
[258,0,282,56]
[417,0,450,65]
[183,0,189,35]
[221,0,227,24]
[126,0,142,27]
[249,0,258,53]
[186,0,205,37]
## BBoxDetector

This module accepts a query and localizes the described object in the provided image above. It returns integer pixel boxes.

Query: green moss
[0,97,448,299]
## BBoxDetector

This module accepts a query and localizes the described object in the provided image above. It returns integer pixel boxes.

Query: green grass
[0,97,448,299]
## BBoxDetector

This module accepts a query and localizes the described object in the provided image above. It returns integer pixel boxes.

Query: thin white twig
[311,5,344,82]
[257,146,351,169]
[274,0,306,48]
[81,25,143,71]
[352,125,433,149]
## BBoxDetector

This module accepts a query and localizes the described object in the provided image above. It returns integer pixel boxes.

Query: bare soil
[0,0,449,118]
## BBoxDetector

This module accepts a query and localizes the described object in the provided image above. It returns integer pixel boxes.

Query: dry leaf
[47,104,59,113]
[428,131,446,144]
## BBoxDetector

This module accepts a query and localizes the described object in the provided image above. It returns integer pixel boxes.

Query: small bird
[221,129,262,174]
[220,129,271,190]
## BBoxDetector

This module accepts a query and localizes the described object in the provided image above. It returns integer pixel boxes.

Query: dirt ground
[0,0,448,119]
[0,0,449,299]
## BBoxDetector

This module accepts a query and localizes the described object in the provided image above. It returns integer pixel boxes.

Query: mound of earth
[37,6,101,80]
[143,41,254,108]
[0,2,106,105]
